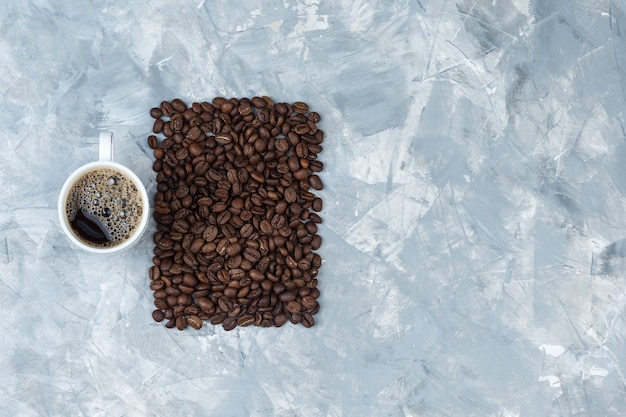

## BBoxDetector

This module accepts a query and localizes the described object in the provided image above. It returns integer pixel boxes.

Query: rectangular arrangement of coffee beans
[147,97,323,331]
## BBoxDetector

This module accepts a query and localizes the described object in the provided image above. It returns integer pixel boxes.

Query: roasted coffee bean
[293,101,309,114]
[196,297,213,311]
[218,296,233,312]
[171,114,184,132]
[301,295,316,310]
[152,309,165,322]
[189,142,203,157]
[312,198,323,212]
[309,160,323,172]
[309,213,322,224]
[288,313,302,325]
[152,118,164,134]
[160,100,174,116]
[301,312,315,328]
[187,126,202,141]
[148,98,323,330]
[279,291,297,302]
[187,315,203,330]
[249,269,264,281]
[175,147,189,161]
[297,259,311,270]
[150,108,163,119]
[271,314,286,327]
[222,317,237,331]
[309,175,323,190]
[149,265,160,280]
[308,111,321,123]
[202,225,218,242]
[171,98,187,113]
[175,316,188,330]
[210,312,227,325]
[243,247,261,263]
[286,301,302,314]
[293,123,309,135]
[171,219,189,234]
[215,133,232,145]
[147,135,159,149]
[237,315,255,326]
[150,280,165,291]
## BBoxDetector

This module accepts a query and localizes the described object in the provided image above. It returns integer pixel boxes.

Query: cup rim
[58,161,150,254]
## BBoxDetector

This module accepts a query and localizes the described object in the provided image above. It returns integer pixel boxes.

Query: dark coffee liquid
[65,167,143,248]
[70,210,112,245]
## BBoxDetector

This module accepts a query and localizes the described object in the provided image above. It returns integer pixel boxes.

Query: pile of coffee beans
[147,97,323,331]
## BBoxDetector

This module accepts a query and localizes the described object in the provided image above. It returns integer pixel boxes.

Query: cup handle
[99,132,113,161]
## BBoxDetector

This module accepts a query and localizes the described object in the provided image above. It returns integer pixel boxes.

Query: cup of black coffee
[58,132,150,253]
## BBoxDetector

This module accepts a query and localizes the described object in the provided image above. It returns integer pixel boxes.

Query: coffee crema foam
[65,167,143,248]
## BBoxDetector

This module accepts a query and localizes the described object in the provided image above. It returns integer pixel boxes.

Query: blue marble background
[1,0,626,416]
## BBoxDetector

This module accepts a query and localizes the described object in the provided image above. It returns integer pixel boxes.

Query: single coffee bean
[187,315,203,330]
[187,126,202,141]
[312,198,323,212]
[309,175,323,190]
[243,247,261,263]
[189,143,203,157]
[210,312,228,325]
[215,133,232,145]
[153,118,164,134]
[171,98,187,112]
[309,160,323,172]
[149,266,161,281]
[237,315,255,326]
[272,314,287,327]
[171,114,184,132]
[147,135,159,149]
[284,187,297,203]
[251,97,267,108]
[175,147,189,161]
[176,316,188,330]
[288,313,302,325]
[173,305,186,317]
[301,312,315,328]
[222,317,237,331]
[202,225,218,242]
[160,100,174,116]
[311,235,322,250]
[196,297,213,311]
[301,295,316,310]
[286,301,302,314]
[150,280,165,291]
[293,101,309,114]
[249,269,264,281]
[152,309,165,322]
[217,296,233,312]
[297,259,311,270]
[308,111,321,123]
[150,107,163,119]
[294,124,309,135]
[279,291,297,302]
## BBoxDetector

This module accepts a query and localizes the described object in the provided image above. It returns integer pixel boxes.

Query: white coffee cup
[58,132,150,253]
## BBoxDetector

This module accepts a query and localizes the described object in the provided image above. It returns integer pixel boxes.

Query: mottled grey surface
[1,0,626,416]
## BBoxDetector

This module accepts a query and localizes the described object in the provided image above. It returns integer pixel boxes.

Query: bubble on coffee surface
[65,167,144,248]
